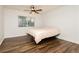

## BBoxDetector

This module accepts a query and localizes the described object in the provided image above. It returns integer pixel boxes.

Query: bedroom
[0,5,79,53]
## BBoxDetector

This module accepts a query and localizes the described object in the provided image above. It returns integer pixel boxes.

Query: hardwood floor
[0,35,79,53]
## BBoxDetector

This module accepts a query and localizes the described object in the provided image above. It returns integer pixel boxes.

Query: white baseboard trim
[1,34,27,45]
[58,36,79,44]
[4,34,27,39]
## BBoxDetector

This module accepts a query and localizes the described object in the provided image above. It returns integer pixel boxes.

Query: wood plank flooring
[0,35,79,53]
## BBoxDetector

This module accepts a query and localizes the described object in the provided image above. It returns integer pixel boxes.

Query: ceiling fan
[24,5,42,14]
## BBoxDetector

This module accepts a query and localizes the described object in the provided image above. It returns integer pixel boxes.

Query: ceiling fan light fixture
[24,5,42,14]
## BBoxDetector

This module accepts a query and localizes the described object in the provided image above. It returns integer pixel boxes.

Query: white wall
[41,6,79,44]
[4,8,43,38]
[35,15,43,28]
[0,6,4,45]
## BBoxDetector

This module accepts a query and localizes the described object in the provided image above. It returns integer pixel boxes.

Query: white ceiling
[4,5,62,13]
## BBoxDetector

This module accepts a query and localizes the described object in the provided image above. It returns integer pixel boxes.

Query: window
[18,16,34,27]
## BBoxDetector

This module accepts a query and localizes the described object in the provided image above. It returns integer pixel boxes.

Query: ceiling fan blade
[34,11,39,14]
[36,9,42,11]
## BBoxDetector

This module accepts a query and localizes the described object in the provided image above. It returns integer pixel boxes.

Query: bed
[27,27,60,44]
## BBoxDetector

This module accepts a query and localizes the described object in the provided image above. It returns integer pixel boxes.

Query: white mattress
[27,27,60,44]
